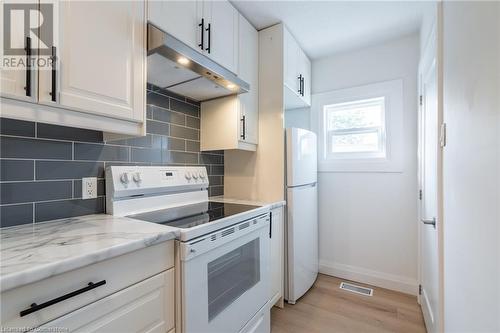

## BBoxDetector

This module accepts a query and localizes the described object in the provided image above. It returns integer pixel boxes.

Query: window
[313,79,404,172]
[324,97,386,159]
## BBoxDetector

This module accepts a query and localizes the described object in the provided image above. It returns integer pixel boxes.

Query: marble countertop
[209,196,286,210]
[0,215,179,292]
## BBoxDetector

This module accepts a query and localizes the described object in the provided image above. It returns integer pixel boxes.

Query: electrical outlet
[82,177,98,199]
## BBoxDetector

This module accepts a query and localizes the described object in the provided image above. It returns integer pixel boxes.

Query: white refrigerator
[285,127,318,304]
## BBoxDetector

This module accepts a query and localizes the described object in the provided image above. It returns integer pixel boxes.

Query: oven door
[180,215,270,333]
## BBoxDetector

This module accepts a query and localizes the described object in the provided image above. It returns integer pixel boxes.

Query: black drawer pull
[25,36,32,97]
[20,280,106,317]
[50,46,57,102]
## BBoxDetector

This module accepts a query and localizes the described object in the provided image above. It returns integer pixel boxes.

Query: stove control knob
[192,172,198,180]
[120,172,129,184]
[185,172,192,180]
[132,172,142,183]
[199,172,205,179]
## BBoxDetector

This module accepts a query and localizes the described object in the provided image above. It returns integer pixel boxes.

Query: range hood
[147,24,249,102]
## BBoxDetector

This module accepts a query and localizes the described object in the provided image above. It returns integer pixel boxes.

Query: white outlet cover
[82,177,98,199]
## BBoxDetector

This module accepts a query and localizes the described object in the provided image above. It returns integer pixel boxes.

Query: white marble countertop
[0,214,179,292]
[209,196,286,210]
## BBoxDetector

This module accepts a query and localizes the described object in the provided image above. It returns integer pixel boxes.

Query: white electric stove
[105,166,271,333]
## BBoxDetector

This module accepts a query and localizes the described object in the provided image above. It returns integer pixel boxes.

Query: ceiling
[231,1,430,60]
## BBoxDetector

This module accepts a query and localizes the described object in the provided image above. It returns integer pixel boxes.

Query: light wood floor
[271,274,426,333]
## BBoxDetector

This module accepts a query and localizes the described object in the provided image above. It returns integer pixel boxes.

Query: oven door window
[207,238,260,321]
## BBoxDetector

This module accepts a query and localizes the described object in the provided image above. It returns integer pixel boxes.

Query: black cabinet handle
[50,46,57,102]
[269,212,273,239]
[20,280,106,317]
[240,115,246,140]
[25,36,31,97]
[301,76,305,97]
[205,23,211,54]
[297,74,303,95]
[198,18,204,51]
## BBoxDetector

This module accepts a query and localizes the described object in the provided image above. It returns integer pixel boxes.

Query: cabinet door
[39,1,145,122]
[283,28,300,95]
[149,0,202,53]
[204,0,238,73]
[0,3,37,102]
[238,14,258,145]
[298,49,311,106]
[270,207,284,305]
[41,269,175,333]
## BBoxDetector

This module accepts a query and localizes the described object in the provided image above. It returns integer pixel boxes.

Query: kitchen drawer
[1,241,173,330]
[40,269,174,333]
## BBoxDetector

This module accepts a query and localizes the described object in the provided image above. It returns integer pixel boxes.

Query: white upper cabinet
[200,14,258,151]
[204,0,239,73]
[148,0,239,74]
[39,1,145,122]
[283,26,311,109]
[148,1,202,53]
[237,14,258,145]
[1,0,146,136]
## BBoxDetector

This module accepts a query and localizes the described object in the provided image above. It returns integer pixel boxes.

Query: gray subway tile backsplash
[1,136,73,160]
[1,160,34,181]
[0,181,72,205]
[0,204,33,228]
[0,85,223,227]
[0,118,35,137]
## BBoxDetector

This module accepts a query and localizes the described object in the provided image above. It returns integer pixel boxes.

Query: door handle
[25,36,32,97]
[421,217,436,228]
[297,74,303,95]
[50,46,57,102]
[198,18,204,50]
[240,115,246,140]
[205,23,211,54]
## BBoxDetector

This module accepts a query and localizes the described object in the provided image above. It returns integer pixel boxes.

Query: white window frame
[312,79,404,173]
[324,97,387,159]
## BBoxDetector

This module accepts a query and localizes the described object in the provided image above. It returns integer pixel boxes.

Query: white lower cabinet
[1,241,174,332]
[270,206,284,307]
[41,270,174,333]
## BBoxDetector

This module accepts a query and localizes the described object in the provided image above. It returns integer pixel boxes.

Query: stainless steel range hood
[147,24,249,102]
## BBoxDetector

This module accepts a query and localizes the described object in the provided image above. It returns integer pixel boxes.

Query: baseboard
[319,260,418,295]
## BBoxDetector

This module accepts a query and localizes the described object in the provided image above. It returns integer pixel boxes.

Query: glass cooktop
[127,201,261,229]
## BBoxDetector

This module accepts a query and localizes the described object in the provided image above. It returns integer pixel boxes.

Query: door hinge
[419,284,422,295]
[440,123,447,147]
[419,189,422,200]
[419,95,423,106]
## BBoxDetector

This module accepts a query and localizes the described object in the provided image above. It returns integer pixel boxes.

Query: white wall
[284,107,310,130]
[311,34,420,294]
[442,2,500,331]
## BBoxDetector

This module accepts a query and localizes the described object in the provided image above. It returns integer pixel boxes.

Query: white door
[418,26,441,333]
[286,128,317,186]
[39,1,145,122]
[148,0,202,54]
[0,3,37,102]
[286,183,318,304]
[298,49,311,106]
[283,28,299,94]
[237,13,258,145]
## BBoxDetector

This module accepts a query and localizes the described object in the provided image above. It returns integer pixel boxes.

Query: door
[181,220,270,333]
[39,0,145,122]
[0,3,38,102]
[298,49,311,106]
[286,184,318,304]
[238,13,258,145]
[270,207,284,304]
[286,128,317,186]
[418,25,442,333]
[204,0,238,74]
[283,27,299,94]
[148,0,202,54]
